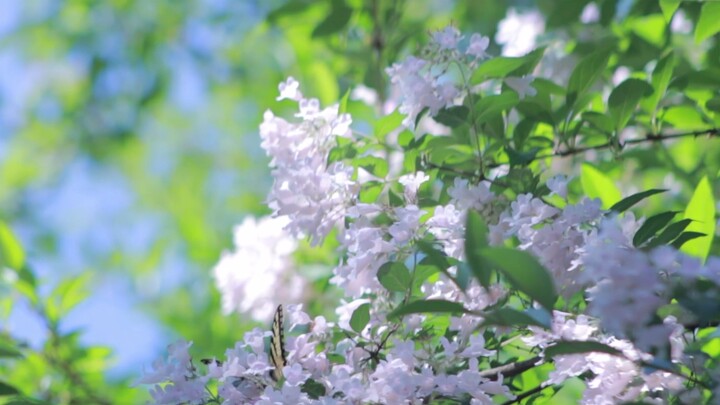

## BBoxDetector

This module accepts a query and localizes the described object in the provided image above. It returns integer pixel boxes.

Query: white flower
[277,76,303,101]
[496,8,545,57]
[431,26,463,50]
[212,215,305,321]
[505,75,537,99]
[466,33,490,59]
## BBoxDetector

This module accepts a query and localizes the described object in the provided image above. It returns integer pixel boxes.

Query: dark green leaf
[474,93,519,126]
[471,48,545,83]
[544,341,622,358]
[350,303,370,333]
[608,79,654,130]
[0,381,20,396]
[567,49,612,107]
[267,0,313,22]
[480,247,557,311]
[481,308,550,329]
[433,106,469,128]
[387,299,467,319]
[645,219,692,248]
[312,0,353,38]
[0,343,23,359]
[633,211,679,247]
[464,211,490,288]
[355,156,389,178]
[301,378,327,399]
[412,265,440,290]
[672,232,707,249]
[610,189,667,213]
[707,97,720,113]
[643,53,676,114]
[581,111,614,133]
[377,262,412,292]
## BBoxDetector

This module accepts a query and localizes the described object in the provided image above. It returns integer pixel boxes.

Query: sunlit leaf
[695,2,720,44]
[581,164,622,209]
[681,176,716,260]
[0,222,24,271]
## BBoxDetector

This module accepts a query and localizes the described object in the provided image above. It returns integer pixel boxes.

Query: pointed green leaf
[581,164,622,209]
[608,78,654,130]
[464,211,490,287]
[0,222,24,271]
[470,48,546,83]
[377,262,412,292]
[480,247,557,311]
[387,299,468,320]
[681,177,715,260]
[474,92,519,126]
[610,189,667,213]
[312,0,352,38]
[544,341,622,358]
[481,308,550,329]
[374,110,404,141]
[0,381,20,396]
[433,106,469,128]
[646,219,692,248]
[0,343,23,359]
[350,303,370,333]
[633,211,679,247]
[673,231,707,249]
[695,2,720,44]
[567,49,612,107]
[643,53,676,114]
[659,0,680,21]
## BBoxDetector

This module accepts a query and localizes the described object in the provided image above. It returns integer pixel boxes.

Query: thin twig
[479,356,542,380]
[501,384,548,405]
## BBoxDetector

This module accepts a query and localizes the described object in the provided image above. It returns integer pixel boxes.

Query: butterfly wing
[269,304,287,381]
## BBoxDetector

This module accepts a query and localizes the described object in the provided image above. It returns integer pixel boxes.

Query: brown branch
[501,384,548,405]
[488,127,720,169]
[480,356,542,380]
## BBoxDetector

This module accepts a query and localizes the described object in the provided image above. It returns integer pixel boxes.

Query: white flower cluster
[260,77,358,245]
[212,215,305,321]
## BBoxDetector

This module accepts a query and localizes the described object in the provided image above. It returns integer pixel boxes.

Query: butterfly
[201,304,287,383]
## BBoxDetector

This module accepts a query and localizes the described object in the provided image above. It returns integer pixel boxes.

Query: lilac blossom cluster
[140,24,720,404]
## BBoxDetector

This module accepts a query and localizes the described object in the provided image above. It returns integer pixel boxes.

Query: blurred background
[0,0,717,403]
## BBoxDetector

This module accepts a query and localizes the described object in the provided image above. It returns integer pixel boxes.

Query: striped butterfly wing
[269,304,287,381]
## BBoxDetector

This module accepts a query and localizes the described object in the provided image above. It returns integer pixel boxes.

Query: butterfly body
[269,304,287,381]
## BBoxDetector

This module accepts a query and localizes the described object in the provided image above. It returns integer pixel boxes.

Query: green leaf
[581,164,622,210]
[0,343,23,359]
[338,89,350,114]
[695,2,720,44]
[673,232,707,249]
[481,308,550,329]
[0,381,20,396]
[312,0,353,38]
[350,303,370,333]
[582,111,614,133]
[659,0,680,21]
[433,106,469,128]
[464,211,490,288]
[633,211,679,247]
[0,222,24,271]
[544,341,622,358]
[374,110,404,141]
[474,92,519,126]
[706,96,720,113]
[608,79,654,130]
[470,48,546,83]
[643,53,676,115]
[609,189,667,213]
[681,176,716,260]
[267,0,313,22]
[480,247,557,311]
[645,219,692,248]
[5,397,51,405]
[54,273,91,317]
[377,262,412,292]
[355,156,389,178]
[567,49,612,107]
[301,378,327,399]
[387,299,468,320]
